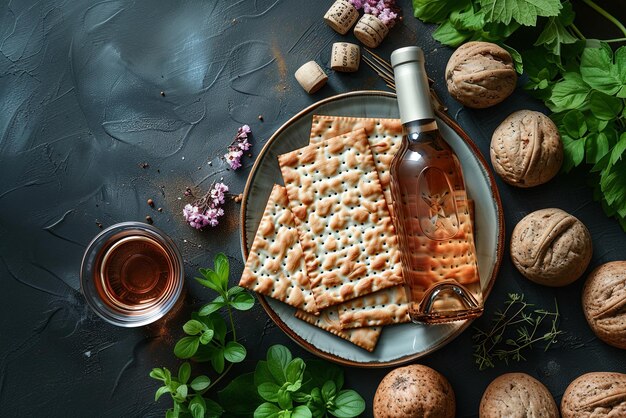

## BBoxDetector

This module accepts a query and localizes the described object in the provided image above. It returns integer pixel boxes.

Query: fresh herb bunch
[150,253,254,418]
[150,254,366,418]
[217,345,366,418]
[413,0,626,230]
[472,294,564,371]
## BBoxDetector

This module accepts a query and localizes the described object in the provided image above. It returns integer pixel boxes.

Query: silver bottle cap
[390,46,435,124]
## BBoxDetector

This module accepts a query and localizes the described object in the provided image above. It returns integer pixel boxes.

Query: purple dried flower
[183,182,229,229]
[349,0,364,8]
[224,125,253,170]
[356,0,400,27]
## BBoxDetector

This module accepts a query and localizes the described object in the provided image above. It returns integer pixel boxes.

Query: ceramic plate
[240,91,504,367]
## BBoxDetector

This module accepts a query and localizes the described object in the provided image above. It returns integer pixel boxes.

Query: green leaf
[277,388,293,410]
[561,135,586,172]
[214,253,230,290]
[155,385,170,401]
[501,44,523,74]
[292,392,311,403]
[533,1,577,57]
[254,403,281,418]
[479,0,561,26]
[150,368,166,381]
[230,291,255,311]
[205,398,224,418]
[174,337,200,359]
[328,390,366,418]
[178,362,191,384]
[581,43,624,96]
[302,362,344,393]
[589,91,624,121]
[190,375,211,391]
[219,372,262,415]
[267,345,292,384]
[195,272,222,293]
[291,406,313,418]
[224,341,247,363]
[258,382,281,402]
[199,329,215,345]
[321,381,337,403]
[548,73,590,112]
[285,358,305,385]
[176,384,188,400]
[227,286,245,296]
[199,296,226,316]
[211,348,225,374]
[183,320,207,336]
[432,21,470,47]
[449,6,484,31]
[561,110,587,139]
[190,403,205,418]
[610,133,626,166]
[412,0,470,23]
[255,361,277,385]
[586,133,610,164]
[211,313,227,344]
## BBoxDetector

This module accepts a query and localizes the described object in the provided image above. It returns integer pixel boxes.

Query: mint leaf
[174,337,200,359]
[190,403,204,418]
[214,253,230,291]
[412,0,470,23]
[561,110,587,139]
[211,312,227,344]
[190,375,211,391]
[211,348,225,374]
[267,345,292,384]
[255,361,277,386]
[199,329,214,345]
[204,398,224,418]
[150,368,166,381]
[581,43,624,96]
[258,382,281,402]
[183,320,207,336]
[219,372,261,415]
[501,44,523,74]
[224,341,246,363]
[292,406,313,418]
[547,73,590,112]
[178,362,191,384]
[254,403,281,418]
[479,0,561,26]
[199,296,226,316]
[329,390,366,418]
[589,91,624,121]
[450,6,485,31]
[285,358,305,385]
[610,133,626,166]
[433,21,470,47]
[155,386,170,401]
[230,291,255,311]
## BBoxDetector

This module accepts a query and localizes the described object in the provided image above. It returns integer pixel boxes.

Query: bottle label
[417,167,459,240]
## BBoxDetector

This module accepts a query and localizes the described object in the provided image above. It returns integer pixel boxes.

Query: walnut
[445,41,517,108]
[490,110,563,187]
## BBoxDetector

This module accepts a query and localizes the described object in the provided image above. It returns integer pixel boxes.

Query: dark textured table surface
[1,1,625,417]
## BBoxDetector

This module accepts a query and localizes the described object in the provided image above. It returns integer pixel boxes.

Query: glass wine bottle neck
[391,46,438,140]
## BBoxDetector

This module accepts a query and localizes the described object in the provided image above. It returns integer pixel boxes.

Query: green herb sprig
[149,254,365,418]
[413,0,626,230]
[472,293,564,371]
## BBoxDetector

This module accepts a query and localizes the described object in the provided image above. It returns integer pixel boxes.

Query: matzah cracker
[310,115,403,216]
[279,129,403,310]
[239,184,317,313]
[295,307,381,352]
[337,285,410,329]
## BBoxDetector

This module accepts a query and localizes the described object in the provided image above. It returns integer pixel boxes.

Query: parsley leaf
[534,2,578,57]
[580,43,626,97]
[412,0,469,23]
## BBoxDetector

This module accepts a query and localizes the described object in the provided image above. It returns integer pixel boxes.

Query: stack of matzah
[240,115,414,352]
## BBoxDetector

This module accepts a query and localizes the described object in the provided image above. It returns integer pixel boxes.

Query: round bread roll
[445,41,517,108]
[561,372,626,417]
[583,261,626,349]
[373,364,455,418]
[490,110,563,187]
[479,373,558,418]
[510,208,592,286]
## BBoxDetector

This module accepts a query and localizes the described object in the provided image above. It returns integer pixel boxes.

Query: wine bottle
[389,46,483,324]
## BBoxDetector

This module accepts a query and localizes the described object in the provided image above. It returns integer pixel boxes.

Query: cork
[294,61,328,94]
[354,14,389,48]
[331,42,360,72]
[324,0,359,35]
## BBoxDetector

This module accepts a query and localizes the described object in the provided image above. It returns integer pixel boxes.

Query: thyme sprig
[472,293,563,371]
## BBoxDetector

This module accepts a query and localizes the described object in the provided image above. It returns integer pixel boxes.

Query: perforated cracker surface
[279,129,403,310]
[239,184,317,313]
[310,115,403,216]
[295,307,381,352]
[337,285,410,329]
